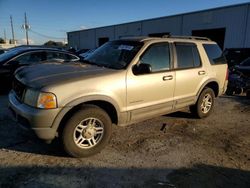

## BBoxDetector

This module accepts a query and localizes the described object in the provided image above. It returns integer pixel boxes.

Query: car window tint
[46,52,67,62]
[175,43,201,69]
[203,44,226,65]
[241,58,250,66]
[14,51,46,64]
[140,43,170,72]
[46,52,59,60]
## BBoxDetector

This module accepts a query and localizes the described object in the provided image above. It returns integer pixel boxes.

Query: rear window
[175,43,201,69]
[203,44,226,65]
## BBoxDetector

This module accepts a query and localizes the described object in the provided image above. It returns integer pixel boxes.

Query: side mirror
[132,63,152,75]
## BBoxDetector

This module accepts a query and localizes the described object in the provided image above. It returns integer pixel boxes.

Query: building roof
[68,2,250,34]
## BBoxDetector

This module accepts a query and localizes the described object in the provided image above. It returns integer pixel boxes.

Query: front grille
[12,78,26,101]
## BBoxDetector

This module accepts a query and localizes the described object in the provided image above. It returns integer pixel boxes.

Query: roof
[117,35,215,43]
[10,46,69,53]
[68,2,250,34]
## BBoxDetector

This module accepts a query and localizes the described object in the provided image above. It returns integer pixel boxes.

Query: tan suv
[9,36,228,157]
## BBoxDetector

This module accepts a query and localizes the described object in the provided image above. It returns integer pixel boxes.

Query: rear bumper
[221,80,228,95]
[8,90,61,141]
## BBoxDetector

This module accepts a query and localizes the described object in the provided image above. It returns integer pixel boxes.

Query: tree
[44,40,65,47]
[0,38,5,44]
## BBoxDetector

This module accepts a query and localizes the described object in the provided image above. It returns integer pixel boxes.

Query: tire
[225,87,234,96]
[190,87,215,119]
[62,105,112,158]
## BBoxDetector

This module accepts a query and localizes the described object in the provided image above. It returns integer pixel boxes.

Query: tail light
[226,69,229,81]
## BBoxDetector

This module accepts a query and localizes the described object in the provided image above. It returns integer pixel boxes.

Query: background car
[79,49,96,59]
[235,57,250,77]
[223,48,250,68]
[0,48,9,55]
[0,46,80,92]
[226,57,250,96]
[74,48,89,56]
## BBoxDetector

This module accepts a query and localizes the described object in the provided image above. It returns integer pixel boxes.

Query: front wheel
[62,105,112,157]
[190,87,215,118]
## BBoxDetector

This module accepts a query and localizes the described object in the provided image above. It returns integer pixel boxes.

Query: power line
[29,29,65,40]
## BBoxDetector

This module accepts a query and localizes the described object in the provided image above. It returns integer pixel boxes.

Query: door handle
[198,71,206,75]
[163,75,173,81]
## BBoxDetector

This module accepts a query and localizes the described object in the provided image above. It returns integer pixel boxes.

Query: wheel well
[204,82,219,97]
[85,101,118,124]
[58,100,118,136]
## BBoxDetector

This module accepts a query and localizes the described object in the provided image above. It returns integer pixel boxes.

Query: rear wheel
[62,105,112,157]
[190,87,215,118]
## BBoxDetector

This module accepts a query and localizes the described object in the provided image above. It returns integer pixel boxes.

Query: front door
[126,42,175,122]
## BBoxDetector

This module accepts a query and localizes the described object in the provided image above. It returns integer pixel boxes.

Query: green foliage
[0,38,5,44]
[44,40,65,47]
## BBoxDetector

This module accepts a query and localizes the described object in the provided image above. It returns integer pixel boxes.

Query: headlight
[24,89,57,109]
[23,89,40,107]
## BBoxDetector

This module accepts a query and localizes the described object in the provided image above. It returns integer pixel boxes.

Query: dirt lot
[0,94,249,188]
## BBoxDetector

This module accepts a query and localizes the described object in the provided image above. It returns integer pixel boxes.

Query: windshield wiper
[80,59,117,69]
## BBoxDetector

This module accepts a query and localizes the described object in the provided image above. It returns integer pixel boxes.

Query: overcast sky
[0,0,249,45]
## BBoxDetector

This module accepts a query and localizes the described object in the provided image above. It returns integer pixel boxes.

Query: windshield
[84,41,143,69]
[0,47,26,64]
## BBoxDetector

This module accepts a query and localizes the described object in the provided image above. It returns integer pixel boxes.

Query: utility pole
[10,15,15,44]
[4,29,6,43]
[23,12,30,45]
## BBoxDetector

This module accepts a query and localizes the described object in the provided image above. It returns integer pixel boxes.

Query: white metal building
[67,3,250,50]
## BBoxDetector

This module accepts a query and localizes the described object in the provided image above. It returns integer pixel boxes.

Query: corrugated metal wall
[67,3,250,50]
[95,26,115,47]
[244,4,250,47]
[114,22,142,39]
[141,16,182,36]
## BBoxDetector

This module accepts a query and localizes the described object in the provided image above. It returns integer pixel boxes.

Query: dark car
[0,46,79,92]
[0,48,9,55]
[226,57,250,95]
[79,49,96,59]
[223,48,250,68]
[75,48,89,56]
[235,57,250,77]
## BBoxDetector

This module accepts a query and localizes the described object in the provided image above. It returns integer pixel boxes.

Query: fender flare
[50,95,121,131]
[195,79,219,100]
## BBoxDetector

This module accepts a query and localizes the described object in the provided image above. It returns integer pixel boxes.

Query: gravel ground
[0,94,249,188]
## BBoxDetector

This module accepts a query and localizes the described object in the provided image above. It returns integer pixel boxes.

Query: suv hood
[15,62,116,88]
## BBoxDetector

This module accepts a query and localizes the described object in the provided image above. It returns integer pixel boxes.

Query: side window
[49,52,79,62]
[46,52,72,62]
[14,52,46,64]
[140,43,170,72]
[175,43,201,69]
[46,52,59,61]
[203,44,226,65]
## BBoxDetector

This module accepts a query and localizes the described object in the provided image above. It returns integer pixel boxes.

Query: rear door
[173,42,206,108]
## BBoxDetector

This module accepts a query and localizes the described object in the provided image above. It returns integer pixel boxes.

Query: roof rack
[162,35,211,41]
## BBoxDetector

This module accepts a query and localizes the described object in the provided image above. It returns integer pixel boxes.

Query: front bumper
[8,90,61,141]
